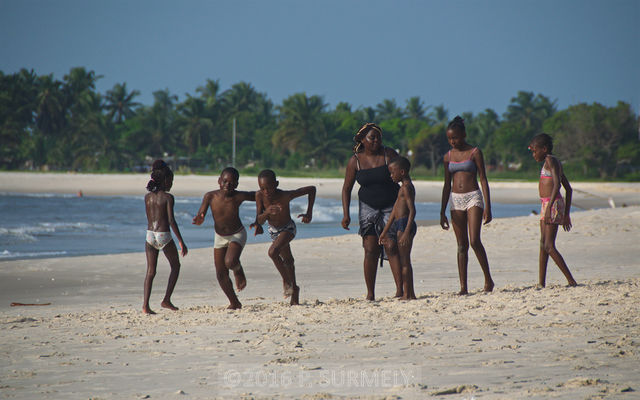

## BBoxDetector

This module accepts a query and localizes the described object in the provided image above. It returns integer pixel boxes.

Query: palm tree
[405,96,427,120]
[504,91,556,131]
[429,104,449,125]
[105,82,141,124]
[273,93,327,155]
[375,98,404,121]
[178,95,214,154]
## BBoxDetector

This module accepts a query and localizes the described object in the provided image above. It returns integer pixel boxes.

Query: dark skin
[192,171,255,309]
[143,175,188,315]
[529,143,577,288]
[440,128,494,295]
[379,163,417,300]
[342,128,403,301]
[250,176,316,306]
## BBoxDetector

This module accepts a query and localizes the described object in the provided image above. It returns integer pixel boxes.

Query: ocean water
[0,193,539,261]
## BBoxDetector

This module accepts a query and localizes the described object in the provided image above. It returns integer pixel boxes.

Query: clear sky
[1,0,638,116]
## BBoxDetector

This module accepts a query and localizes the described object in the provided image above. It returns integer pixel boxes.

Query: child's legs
[398,231,416,299]
[538,221,550,287]
[225,241,247,291]
[362,235,380,300]
[467,206,493,289]
[450,210,469,293]
[161,240,181,303]
[278,242,297,286]
[383,238,404,297]
[541,222,576,286]
[213,247,241,307]
[144,243,159,309]
[268,231,295,285]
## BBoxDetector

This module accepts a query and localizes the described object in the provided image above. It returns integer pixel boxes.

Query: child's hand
[563,215,572,232]
[250,222,264,236]
[378,234,387,246]
[440,213,449,230]
[192,213,204,225]
[398,232,410,247]
[180,242,188,257]
[341,215,350,230]
[483,208,492,225]
[297,213,312,224]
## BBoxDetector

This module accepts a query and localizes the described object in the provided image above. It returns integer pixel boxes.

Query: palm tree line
[1,67,638,179]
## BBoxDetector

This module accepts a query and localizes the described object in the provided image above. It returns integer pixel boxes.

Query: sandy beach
[1,173,639,399]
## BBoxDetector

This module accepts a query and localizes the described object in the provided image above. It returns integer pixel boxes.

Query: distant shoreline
[1,172,638,208]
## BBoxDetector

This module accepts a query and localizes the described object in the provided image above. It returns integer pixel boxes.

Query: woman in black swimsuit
[342,123,403,301]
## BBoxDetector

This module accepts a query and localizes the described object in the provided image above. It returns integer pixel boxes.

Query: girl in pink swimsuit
[528,134,577,288]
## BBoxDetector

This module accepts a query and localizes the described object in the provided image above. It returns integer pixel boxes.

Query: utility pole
[232,118,236,168]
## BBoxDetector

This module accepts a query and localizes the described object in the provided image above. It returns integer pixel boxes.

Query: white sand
[1,174,639,398]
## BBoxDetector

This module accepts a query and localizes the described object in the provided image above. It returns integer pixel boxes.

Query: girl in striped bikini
[528,133,577,288]
[440,116,494,295]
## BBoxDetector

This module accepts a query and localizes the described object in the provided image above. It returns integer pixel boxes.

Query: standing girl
[528,133,577,288]
[440,116,494,295]
[143,160,188,314]
[342,123,403,301]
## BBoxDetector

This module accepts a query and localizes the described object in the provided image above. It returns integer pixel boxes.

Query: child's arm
[440,155,452,230]
[341,156,358,230]
[192,192,211,225]
[167,194,188,256]
[475,148,492,224]
[249,192,265,236]
[561,172,573,232]
[378,204,397,246]
[399,185,417,247]
[292,186,316,223]
[238,191,257,203]
[546,156,563,224]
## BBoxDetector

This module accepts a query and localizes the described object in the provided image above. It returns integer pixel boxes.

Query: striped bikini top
[448,148,478,174]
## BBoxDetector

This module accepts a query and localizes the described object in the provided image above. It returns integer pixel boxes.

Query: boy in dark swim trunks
[379,157,417,300]
[250,169,316,305]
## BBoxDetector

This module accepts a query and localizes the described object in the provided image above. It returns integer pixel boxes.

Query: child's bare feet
[233,268,247,291]
[400,293,417,300]
[567,279,577,287]
[227,302,242,310]
[537,283,546,289]
[394,291,403,298]
[283,282,293,298]
[484,280,495,293]
[290,285,300,305]
[366,293,375,301]
[458,289,469,296]
[142,306,156,315]
[161,300,179,311]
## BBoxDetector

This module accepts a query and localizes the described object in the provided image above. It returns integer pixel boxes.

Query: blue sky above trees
[1,0,638,115]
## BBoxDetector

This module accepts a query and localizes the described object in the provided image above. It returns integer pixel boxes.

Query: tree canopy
[1,67,638,179]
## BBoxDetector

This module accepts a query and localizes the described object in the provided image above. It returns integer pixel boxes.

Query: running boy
[249,169,316,305]
[143,160,188,314]
[192,167,255,309]
[529,133,577,288]
[378,157,417,300]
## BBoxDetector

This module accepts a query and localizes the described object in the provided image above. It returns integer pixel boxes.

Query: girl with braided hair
[342,123,404,301]
[143,160,188,314]
[440,116,494,295]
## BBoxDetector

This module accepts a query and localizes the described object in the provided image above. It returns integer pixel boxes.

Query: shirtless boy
[250,169,316,305]
[379,157,417,300]
[192,167,255,309]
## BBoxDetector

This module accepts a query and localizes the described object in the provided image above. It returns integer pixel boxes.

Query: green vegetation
[1,67,638,180]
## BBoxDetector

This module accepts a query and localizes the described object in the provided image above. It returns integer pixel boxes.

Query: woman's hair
[353,122,383,153]
[530,133,553,152]
[146,159,173,192]
[447,116,466,134]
